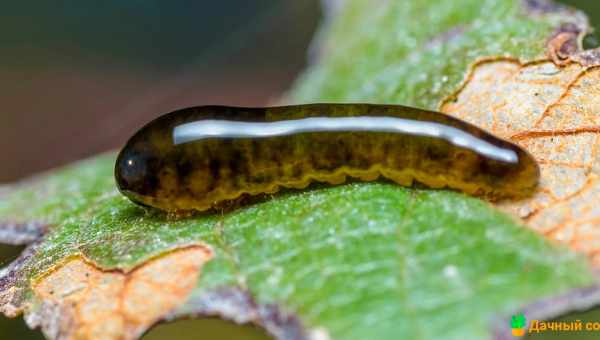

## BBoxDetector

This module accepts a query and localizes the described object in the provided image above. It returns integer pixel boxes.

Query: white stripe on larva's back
[172,116,518,163]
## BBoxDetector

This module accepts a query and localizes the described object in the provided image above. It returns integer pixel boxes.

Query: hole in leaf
[583,33,599,50]
[0,243,24,267]
[0,244,45,340]
[525,307,600,339]
[142,317,271,340]
[557,1,600,43]
[0,315,44,340]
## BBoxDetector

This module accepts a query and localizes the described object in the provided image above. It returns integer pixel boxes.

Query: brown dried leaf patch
[441,58,600,265]
[25,245,212,340]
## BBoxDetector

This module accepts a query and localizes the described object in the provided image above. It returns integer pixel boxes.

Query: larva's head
[115,138,163,208]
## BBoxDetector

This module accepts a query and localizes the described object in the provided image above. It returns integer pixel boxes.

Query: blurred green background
[0,0,598,339]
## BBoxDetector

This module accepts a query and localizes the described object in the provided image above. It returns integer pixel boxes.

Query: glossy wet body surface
[115,104,539,212]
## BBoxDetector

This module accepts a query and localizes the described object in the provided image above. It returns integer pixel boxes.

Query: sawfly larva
[115,104,539,212]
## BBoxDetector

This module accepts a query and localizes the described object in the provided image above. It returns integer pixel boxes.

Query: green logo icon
[511,314,526,336]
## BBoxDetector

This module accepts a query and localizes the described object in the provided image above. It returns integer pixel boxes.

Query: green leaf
[292,0,568,108]
[0,153,593,339]
[0,1,595,339]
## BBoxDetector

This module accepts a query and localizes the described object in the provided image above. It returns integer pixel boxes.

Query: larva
[115,104,539,212]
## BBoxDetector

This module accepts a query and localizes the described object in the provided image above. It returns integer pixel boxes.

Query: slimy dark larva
[115,104,539,212]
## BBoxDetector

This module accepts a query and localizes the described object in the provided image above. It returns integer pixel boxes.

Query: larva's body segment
[115,104,539,212]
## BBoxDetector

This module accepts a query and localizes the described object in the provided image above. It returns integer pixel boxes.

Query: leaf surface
[294,0,600,266]
[1,1,598,339]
